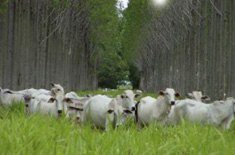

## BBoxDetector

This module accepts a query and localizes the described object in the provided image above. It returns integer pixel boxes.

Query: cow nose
[75,116,81,124]
[131,107,136,111]
[171,101,175,105]
[58,110,63,116]
[24,96,31,102]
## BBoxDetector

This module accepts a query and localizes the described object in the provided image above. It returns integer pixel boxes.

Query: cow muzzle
[58,110,63,117]
[75,116,81,125]
[131,107,136,111]
[24,95,32,102]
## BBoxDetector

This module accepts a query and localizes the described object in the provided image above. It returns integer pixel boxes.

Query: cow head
[46,96,71,117]
[50,83,65,96]
[159,88,180,105]
[50,83,68,116]
[23,94,33,102]
[107,99,134,128]
[23,94,34,115]
[67,101,83,118]
[119,90,141,112]
[188,91,202,101]
[64,96,90,119]
[46,96,63,116]
[68,103,84,125]
[188,91,210,102]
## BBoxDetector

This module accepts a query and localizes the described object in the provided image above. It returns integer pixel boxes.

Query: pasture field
[0,90,235,155]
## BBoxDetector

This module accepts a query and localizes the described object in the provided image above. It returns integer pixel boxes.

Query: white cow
[3,92,67,117]
[23,84,71,117]
[23,93,74,117]
[117,90,141,111]
[166,91,210,125]
[65,91,91,122]
[25,94,61,116]
[83,95,133,130]
[171,97,235,129]
[0,88,27,106]
[187,91,210,102]
[0,87,50,106]
[137,88,180,127]
[4,84,70,117]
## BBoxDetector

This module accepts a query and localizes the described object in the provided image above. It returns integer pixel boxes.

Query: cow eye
[107,109,114,114]
[126,96,128,98]
[175,93,180,97]
[57,89,60,91]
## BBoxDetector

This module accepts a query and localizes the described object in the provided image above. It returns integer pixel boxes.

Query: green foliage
[1,90,235,154]
[117,84,132,90]
[118,0,153,88]
[87,0,120,59]
[122,0,149,63]
[51,0,70,8]
[0,0,8,23]
[85,0,129,88]
[129,64,140,89]
[97,51,129,89]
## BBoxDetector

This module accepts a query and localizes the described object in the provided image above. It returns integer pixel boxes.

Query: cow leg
[137,121,143,130]
[105,119,109,131]
[221,115,234,129]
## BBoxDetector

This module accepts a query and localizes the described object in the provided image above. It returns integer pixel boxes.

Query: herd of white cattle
[0,84,234,130]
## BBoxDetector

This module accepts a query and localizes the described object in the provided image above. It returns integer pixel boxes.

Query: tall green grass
[0,91,235,154]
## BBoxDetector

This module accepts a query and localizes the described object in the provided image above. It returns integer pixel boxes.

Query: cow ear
[187,93,193,98]
[159,91,165,96]
[50,83,55,87]
[64,98,73,103]
[48,98,56,103]
[4,90,13,94]
[107,109,114,114]
[135,94,141,98]
[175,93,180,98]
[108,99,117,109]
[201,95,210,100]
[124,109,133,114]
